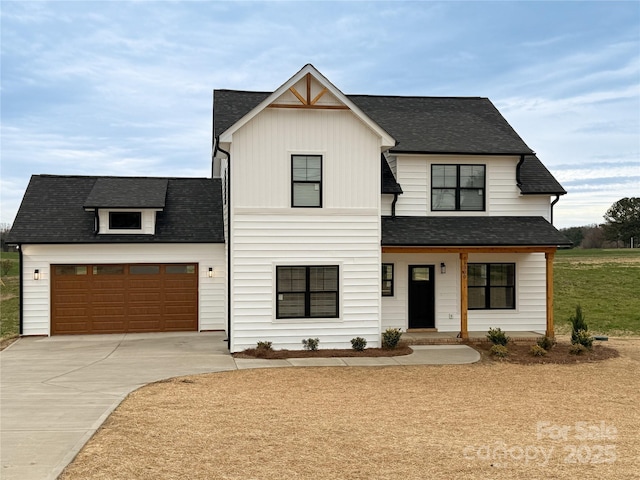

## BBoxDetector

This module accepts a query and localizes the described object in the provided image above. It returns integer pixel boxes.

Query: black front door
[408,265,435,329]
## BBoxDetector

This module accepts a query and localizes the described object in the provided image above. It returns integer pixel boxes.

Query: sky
[1,1,638,229]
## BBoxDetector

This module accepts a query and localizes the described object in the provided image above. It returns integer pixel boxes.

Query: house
[8,64,570,352]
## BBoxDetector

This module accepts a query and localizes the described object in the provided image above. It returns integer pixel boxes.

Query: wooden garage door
[51,264,198,334]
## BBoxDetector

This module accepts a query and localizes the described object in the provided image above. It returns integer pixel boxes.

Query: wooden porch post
[460,252,468,339]
[545,250,555,338]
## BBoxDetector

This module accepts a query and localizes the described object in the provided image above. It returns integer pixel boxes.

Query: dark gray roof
[8,175,224,244]
[214,90,533,155]
[518,155,567,195]
[84,177,168,208]
[381,155,402,194]
[382,216,572,247]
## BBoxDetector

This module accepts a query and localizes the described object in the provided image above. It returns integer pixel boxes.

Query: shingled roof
[214,90,534,155]
[84,177,168,208]
[8,175,224,244]
[381,155,402,194]
[518,155,567,195]
[381,216,572,247]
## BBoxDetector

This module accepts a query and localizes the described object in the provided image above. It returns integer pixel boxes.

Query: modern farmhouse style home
[9,64,571,352]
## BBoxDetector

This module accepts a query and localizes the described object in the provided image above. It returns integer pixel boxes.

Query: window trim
[276,265,339,319]
[108,211,142,230]
[431,164,486,211]
[382,263,394,297]
[291,154,322,208]
[468,262,516,310]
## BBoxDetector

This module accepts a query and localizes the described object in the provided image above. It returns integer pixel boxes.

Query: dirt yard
[60,338,640,480]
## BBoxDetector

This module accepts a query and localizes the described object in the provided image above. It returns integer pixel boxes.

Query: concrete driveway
[0,332,235,480]
[1,333,479,480]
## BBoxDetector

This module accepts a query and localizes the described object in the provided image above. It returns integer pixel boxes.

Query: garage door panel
[52,263,198,334]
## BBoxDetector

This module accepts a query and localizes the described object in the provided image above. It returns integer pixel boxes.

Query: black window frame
[431,164,486,211]
[468,263,516,310]
[382,263,394,297]
[291,154,322,208]
[109,211,142,230]
[276,265,339,319]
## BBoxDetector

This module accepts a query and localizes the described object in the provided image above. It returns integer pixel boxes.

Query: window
[109,211,142,230]
[292,155,322,207]
[93,265,125,275]
[431,164,485,211]
[382,263,394,296]
[276,266,338,318]
[130,265,160,275]
[55,265,87,275]
[468,263,515,309]
[166,264,196,274]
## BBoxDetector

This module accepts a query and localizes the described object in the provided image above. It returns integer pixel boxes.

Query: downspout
[214,137,232,351]
[18,244,23,335]
[550,194,560,225]
[391,193,399,217]
[515,154,525,188]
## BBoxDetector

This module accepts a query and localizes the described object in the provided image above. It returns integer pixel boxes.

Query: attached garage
[52,263,198,334]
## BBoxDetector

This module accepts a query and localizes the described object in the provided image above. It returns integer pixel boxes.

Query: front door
[408,265,435,329]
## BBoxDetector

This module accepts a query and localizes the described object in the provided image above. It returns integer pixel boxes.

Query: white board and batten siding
[20,243,226,336]
[227,106,385,352]
[381,252,547,334]
[392,154,551,219]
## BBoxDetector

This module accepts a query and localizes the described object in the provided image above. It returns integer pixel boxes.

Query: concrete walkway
[0,332,479,480]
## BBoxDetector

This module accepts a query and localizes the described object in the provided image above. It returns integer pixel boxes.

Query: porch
[401,330,545,345]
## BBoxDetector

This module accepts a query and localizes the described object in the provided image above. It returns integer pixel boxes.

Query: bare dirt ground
[60,338,640,480]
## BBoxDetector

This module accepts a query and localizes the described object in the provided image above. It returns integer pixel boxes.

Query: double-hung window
[277,266,338,318]
[292,155,322,207]
[468,263,515,309]
[431,164,485,211]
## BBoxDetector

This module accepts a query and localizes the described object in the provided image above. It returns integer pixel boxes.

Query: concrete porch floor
[401,330,545,344]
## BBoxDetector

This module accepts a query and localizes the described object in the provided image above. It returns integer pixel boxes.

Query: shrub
[350,337,367,351]
[569,344,587,355]
[302,338,319,351]
[381,328,402,349]
[256,341,272,351]
[486,327,510,346]
[569,305,588,343]
[0,259,12,277]
[530,345,547,357]
[572,329,594,349]
[537,336,556,350]
[490,345,509,358]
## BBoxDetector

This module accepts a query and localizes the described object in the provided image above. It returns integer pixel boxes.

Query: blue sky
[1,1,638,229]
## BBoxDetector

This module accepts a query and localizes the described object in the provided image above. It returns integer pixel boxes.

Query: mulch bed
[233,343,413,359]
[471,340,619,364]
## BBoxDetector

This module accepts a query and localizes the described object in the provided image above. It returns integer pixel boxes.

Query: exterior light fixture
[34,269,40,280]
[208,267,214,278]
[440,263,446,274]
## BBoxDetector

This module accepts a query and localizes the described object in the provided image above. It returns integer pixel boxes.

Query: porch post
[545,250,555,338]
[460,252,468,339]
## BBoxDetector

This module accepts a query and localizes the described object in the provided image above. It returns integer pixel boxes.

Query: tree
[560,226,585,248]
[603,197,640,247]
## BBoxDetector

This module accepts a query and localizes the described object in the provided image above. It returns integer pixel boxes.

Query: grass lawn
[554,249,640,335]
[59,338,640,480]
[0,251,20,344]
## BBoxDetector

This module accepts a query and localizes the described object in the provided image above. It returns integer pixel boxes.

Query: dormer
[83,177,168,235]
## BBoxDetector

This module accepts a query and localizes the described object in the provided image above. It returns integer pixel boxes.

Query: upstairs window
[109,211,142,230]
[431,164,485,211]
[292,155,322,207]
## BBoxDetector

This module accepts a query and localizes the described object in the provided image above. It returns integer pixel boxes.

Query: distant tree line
[561,197,640,249]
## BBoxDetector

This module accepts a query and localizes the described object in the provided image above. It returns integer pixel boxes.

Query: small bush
[490,345,509,358]
[537,336,556,350]
[572,329,594,349]
[351,337,367,351]
[486,327,510,346]
[569,344,587,355]
[0,259,12,277]
[381,328,402,349]
[530,345,547,357]
[256,341,272,351]
[302,338,319,351]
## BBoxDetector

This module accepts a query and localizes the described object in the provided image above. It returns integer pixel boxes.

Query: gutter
[515,154,525,188]
[213,136,232,351]
[391,192,400,217]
